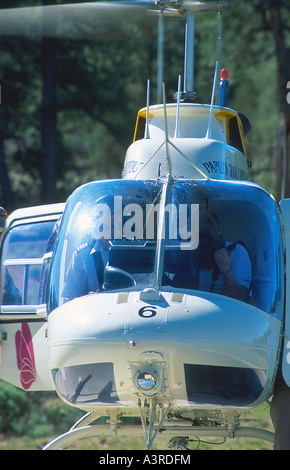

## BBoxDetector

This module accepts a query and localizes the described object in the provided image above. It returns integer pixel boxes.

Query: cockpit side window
[1,221,55,307]
[228,117,244,153]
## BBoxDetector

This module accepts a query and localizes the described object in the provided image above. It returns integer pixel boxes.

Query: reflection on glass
[1,221,55,306]
[48,179,282,318]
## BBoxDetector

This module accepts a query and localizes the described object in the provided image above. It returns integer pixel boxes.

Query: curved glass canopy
[47,178,283,318]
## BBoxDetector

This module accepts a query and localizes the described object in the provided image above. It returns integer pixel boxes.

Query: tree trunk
[0,132,14,210]
[41,2,57,203]
[267,0,290,199]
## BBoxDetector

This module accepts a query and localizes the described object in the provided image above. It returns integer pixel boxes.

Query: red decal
[15,323,36,390]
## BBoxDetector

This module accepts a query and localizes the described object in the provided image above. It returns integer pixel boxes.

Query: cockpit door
[280,199,290,386]
[0,203,64,391]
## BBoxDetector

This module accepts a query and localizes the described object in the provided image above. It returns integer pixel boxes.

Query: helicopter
[0,0,288,451]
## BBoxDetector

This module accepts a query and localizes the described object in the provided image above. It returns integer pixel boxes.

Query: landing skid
[42,411,274,450]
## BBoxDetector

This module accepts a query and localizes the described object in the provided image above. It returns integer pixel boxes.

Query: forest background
[0,0,289,212]
[0,0,289,450]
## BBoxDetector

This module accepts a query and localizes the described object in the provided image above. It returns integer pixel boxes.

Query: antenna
[206,4,225,137]
[156,9,164,104]
[174,75,182,138]
[206,60,219,139]
[162,83,173,176]
[214,6,223,104]
[145,79,150,139]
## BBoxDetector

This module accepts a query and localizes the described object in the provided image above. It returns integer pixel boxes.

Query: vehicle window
[48,180,163,309]
[161,180,283,317]
[1,221,55,306]
[48,179,282,318]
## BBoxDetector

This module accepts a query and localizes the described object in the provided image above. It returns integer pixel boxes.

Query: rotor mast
[155,1,227,103]
[183,12,195,100]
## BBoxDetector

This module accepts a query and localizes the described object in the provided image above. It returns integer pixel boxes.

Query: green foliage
[0,380,83,438]
[0,0,288,202]
[195,0,284,196]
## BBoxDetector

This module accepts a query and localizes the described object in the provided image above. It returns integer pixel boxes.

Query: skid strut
[42,412,274,450]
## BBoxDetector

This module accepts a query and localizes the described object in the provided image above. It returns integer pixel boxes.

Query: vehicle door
[280,199,290,386]
[0,203,64,391]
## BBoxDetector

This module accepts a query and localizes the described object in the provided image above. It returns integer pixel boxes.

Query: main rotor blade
[0,1,226,38]
[0,1,158,39]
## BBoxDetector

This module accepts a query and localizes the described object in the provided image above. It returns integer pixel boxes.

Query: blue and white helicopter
[0,0,289,450]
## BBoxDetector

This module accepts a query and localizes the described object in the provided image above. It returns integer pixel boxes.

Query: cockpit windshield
[48,180,162,308]
[48,179,283,318]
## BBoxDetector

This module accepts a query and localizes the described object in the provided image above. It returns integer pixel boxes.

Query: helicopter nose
[47,291,169,407]
[47,290,281,410]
